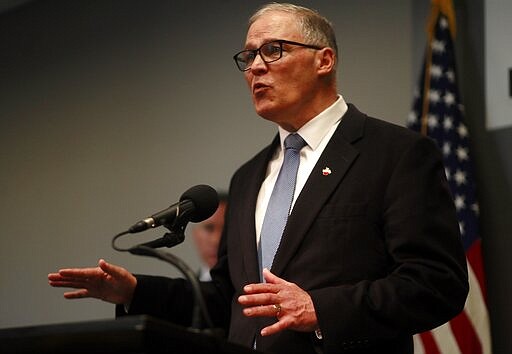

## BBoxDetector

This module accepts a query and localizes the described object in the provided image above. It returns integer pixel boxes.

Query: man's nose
[250,52,268,73]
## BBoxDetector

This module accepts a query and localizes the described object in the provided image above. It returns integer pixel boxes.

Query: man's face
[192,202,226,269]
[244,11,321,131]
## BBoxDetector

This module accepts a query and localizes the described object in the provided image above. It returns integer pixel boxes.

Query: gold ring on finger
[273,304,281,316]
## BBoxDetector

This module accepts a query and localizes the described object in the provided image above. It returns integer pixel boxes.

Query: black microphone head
[180,185,219,222]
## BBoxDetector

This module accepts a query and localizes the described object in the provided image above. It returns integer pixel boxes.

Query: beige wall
[485,0,512,130]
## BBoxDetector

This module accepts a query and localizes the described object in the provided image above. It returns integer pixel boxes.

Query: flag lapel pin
[322,167,332,176]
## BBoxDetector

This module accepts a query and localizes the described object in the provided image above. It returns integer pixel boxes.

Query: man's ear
[316,47,336,76]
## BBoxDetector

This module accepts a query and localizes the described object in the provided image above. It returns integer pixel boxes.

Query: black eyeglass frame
[233,39,324,72]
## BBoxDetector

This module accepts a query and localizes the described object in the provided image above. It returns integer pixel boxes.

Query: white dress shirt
[255,95,348,245]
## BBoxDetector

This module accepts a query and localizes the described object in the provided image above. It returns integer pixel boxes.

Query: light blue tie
[259,133,306,280]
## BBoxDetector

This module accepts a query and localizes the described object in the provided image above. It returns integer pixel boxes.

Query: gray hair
[248,3,339,63]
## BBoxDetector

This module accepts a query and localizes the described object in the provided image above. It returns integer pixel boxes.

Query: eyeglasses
[233,39,323,72]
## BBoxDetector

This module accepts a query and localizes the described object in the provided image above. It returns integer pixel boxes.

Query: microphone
[128,185,219,234]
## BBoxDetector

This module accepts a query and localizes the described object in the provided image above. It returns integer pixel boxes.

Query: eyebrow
[244,38,281,50]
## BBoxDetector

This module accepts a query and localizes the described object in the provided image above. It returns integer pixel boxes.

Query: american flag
[407,2,492,354]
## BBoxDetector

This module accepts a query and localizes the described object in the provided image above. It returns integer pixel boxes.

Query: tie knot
[284,133,306,151]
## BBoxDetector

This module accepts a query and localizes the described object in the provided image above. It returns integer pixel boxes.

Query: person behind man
[192,192,227,281]
[49,3,469,353]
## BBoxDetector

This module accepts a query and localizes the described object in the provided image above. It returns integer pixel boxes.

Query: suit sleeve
[309,136,469,352]
[115,253,232,331]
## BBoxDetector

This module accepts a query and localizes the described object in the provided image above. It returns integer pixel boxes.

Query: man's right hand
[48,259,137,306]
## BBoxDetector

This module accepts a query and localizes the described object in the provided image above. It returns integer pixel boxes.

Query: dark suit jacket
[124,104,468,354]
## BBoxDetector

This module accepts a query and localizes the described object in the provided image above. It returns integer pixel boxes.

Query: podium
[0,315,261,354]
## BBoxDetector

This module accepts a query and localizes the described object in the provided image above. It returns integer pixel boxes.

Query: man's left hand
[238,268,318,336]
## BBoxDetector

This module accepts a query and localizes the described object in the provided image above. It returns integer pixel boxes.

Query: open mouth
[253,82,269,94]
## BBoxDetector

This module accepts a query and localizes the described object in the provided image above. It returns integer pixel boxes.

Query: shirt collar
[278,95,348,151]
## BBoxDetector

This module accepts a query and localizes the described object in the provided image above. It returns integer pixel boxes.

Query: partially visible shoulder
[340,104,442,164]
[345,103,434,148]
[229,134,279,187]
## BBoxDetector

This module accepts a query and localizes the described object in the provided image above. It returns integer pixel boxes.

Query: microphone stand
[129,245,214,332]
[112,220,220,336]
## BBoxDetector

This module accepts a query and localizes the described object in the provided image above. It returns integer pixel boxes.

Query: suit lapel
[271,105,365,276]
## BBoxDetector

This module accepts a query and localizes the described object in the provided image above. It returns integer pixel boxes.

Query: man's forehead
[245,12,301,47]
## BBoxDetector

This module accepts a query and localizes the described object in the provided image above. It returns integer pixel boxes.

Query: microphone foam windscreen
[180,185,219,222]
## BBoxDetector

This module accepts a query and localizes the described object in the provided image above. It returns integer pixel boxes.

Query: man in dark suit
[49,3,468,353]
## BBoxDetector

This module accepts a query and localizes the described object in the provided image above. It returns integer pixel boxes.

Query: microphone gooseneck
[111,184,221,333]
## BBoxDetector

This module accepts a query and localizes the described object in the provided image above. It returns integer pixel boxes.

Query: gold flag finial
[428,0,456,40]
